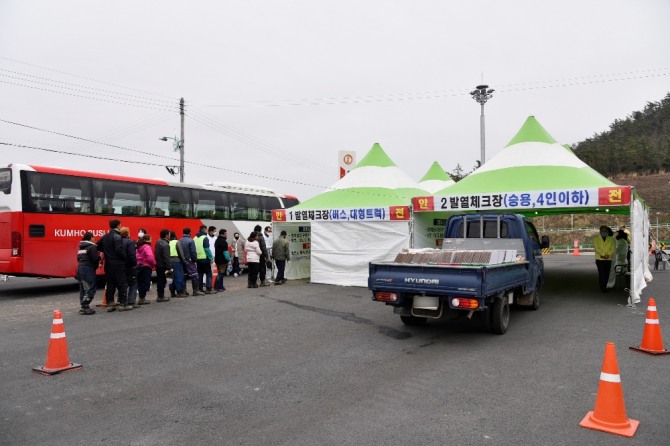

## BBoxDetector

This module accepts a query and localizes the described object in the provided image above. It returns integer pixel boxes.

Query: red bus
[0,164,299,278]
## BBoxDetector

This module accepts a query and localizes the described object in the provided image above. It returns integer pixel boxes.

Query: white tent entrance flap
[311,220,410,287]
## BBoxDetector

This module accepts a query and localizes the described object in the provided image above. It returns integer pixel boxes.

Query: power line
[0,68,178,106]
[0,118,178,161]
[0,55,175,99]
[185,107,331,173]
[62,111,175,153]
[0,80,177,112]
[199,68,670,107]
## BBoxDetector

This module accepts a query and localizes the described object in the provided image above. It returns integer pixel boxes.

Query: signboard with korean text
[272,206,410,222]
[412,186,632,213]
[413,216,447,249]
[273,224,311,280]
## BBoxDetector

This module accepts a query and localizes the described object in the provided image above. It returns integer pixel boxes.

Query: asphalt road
[1,255,669,445]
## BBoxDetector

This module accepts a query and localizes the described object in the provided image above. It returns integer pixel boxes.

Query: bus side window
[37,199,50,211]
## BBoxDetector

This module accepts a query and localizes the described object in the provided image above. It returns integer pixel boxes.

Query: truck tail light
[375,291,399,302]
[451,297,478,309]
[11,231,21,257]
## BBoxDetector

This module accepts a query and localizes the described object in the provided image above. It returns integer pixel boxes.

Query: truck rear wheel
[527,279,540,311]
[400,315,427,326]
[491,296,510,334]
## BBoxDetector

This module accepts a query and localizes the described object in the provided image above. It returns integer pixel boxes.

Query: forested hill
[573,93,670,176]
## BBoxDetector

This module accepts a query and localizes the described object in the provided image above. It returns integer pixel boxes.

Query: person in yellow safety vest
[594,225,616,293]
[168,231,187,297]
[194,225,214,294]
[618,225,631,244]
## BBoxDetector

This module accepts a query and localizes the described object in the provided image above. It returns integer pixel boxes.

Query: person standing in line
[231,232,245,277]
[254,225,270,286]
[245,232,262,288]
[154,229,172,302]
[263,225,274,282]
[136,233,156,304]
[120,227,137,310]
[168,231,187,297]
[594,225,616,293]
[271,230,290,285]
[207,225,218,281]
[97,219,128,312]
[180,228,204,296]
[214,229,229,292]
[77,231,100,315]
[195,224,214,294]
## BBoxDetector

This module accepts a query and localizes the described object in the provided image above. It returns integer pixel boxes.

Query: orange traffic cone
[630,298,670,355]
[32,310,82,376]
[95,293,108,308]
[572,239,580,256]
[580,342,639,437]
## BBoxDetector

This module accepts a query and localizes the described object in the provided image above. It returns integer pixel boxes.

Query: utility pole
[179,97,185,183]
[470,85,494,166]
[160,97,185,183]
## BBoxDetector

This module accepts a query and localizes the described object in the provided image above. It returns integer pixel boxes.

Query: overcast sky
[2,0,669,201]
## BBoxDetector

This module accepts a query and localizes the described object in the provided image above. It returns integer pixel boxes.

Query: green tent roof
[504,115,557,147]
[294,143,427,209]
[435,116,616,196]
[354,142,396,168]
[419,161,453,182]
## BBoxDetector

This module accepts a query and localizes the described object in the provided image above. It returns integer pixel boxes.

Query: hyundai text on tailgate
[368,213,546,334]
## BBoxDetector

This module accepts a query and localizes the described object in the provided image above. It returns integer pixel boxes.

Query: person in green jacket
[594,225,616,293]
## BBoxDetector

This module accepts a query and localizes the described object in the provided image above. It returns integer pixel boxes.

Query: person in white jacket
[245,232,262,288]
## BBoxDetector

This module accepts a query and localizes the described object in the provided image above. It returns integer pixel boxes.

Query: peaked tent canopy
[294,143,428,208]
[415,115,650,304]
[434,116,617,201]
[419,161,455,193]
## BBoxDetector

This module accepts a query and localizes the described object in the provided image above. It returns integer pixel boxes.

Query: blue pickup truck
[368,213,546,334]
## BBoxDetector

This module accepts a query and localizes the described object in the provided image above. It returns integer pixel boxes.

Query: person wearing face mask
[231,232,245,277]
[594,225,616,293]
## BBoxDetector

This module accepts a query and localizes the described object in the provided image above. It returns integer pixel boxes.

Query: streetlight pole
[656,212,660,243]
[160,97,185,183]
[470,85,494,166]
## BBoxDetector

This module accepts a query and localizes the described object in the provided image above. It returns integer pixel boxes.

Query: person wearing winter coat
[97,219,127,311]
[254,224,270,286]
[214,229,229,292]
[119,227,137,311]
[77,231,100,315]
[154,229,172,302]
[136,234,156,304]
[271,230,290,285]
[231,232,245,277]
[245,232,262,288]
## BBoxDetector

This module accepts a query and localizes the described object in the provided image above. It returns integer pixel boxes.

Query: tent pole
[409,204,414,249]
[628,188,635,306]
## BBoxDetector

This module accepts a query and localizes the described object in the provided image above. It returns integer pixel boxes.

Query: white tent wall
[272,222,311,280]
[311,220,410,287]
[631,199,652,304]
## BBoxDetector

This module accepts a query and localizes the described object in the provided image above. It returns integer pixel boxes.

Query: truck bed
[369,261,530,298]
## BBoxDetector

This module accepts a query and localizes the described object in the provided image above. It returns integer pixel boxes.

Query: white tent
[273,143,428,286]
